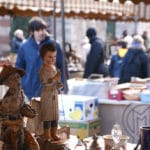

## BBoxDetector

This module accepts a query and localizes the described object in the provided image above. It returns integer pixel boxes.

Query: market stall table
[67,78,150,144]
[98,98,150,143]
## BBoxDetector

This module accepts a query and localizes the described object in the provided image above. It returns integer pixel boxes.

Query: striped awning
[108,0,150,4]
[0,0,150,21]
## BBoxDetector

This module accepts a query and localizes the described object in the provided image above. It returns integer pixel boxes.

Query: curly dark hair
[40,42,56,59]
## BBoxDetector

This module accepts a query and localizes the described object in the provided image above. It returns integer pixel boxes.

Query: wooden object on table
[122,89,141,101]
[57,125,70,140]
[58,135,137,150]
[0,65,39,150]
[34,127,70,150]
[27,98,70,140]
[36,136,69,150]
[89,134,102,150]
[103,134,129,150]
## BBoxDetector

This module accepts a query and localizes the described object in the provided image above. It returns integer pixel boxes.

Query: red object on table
[108,89,123,100]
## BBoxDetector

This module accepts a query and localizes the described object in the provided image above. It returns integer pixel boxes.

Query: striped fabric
[116,0,150,4]
[0,0,149,21]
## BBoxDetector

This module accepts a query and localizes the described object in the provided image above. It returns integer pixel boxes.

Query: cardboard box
[59,119,100,139]
[58,94,99,121]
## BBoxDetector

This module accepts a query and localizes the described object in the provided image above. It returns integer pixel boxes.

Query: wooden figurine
[39,42,63,142]
[0,65,39,150]
[89,134,101,150]
[74,136,87,150]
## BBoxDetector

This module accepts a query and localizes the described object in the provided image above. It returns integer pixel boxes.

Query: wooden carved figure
[39,42,63,142]
[0,65,39,150]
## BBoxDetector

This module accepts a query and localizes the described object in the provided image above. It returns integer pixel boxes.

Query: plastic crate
[140,91,150,103]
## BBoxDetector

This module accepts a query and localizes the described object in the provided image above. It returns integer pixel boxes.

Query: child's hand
[56,82,63,90]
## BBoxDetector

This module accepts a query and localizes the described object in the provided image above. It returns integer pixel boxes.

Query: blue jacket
[109,54,124,78]
[11,37,24,53]
[119,48,148,83]
[15,35,66,99]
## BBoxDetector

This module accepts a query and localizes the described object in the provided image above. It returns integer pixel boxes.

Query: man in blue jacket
[109,40,128,78]
[15,16,68,100]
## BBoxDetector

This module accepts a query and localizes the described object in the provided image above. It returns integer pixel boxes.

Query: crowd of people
[82,28,150,84]
[5,16,150,142]
[10,17,150,99]
[109,30,149,83]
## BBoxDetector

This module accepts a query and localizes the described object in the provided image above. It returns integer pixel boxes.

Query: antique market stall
[0,1,150,147]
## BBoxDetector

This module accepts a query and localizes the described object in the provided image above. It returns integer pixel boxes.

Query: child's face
[43,51,57,66]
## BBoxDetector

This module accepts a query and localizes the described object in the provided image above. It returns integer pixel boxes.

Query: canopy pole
[61,0,68,93]
[134,4,140,34]
[53,0,57,40]
[61,0,65,52]
[38,0,42,17]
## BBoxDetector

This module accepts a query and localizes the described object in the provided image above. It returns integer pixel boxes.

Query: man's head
[122,30,127,38]
[131,35,145,49]
[86,27,97,39]
[28,16,47,42]
[142,31,148,39]
[14,29,24,40]
[117,40,127,49]
[117,40,128,58]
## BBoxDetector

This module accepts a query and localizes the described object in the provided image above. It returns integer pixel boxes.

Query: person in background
[121,30,133,48]
[39,42,63,141]
[109,40,128,78]
[146,49,150,77]
[79,37,91,67]
[10,29,26,64]
[142,31,149,51]
[143,31,150,76]
[119,35,148,84]
[15,16,68,100]
[83,27,107,78]
[11,29,25,53]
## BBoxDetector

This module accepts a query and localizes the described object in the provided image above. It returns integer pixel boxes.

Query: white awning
[0,0,149,21]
